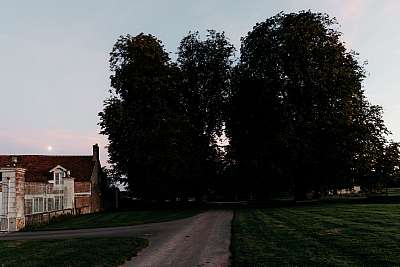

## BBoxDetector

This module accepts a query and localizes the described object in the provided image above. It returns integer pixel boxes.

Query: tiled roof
[0,155,95,182]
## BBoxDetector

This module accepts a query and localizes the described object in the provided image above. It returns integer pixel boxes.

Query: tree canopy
[99,11,398,202]
[99,34,191,200]
[177,30,235,199]
[227,11,391,199]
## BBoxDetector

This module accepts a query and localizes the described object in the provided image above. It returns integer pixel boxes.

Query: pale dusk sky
[0,0,399,164]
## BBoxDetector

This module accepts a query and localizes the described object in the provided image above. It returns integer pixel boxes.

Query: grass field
[232,204,400,266]
[0,237,147,267]
[27,209,201,231]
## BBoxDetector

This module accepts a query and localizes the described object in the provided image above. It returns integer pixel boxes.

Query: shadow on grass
[0,237,148,267]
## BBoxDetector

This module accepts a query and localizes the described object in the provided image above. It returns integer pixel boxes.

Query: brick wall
[75,195,91,214]
[91,183,102,213]
[25,209,73,225]
[74,182,90,193]
[15,169,25,230]
[89,157,102,213]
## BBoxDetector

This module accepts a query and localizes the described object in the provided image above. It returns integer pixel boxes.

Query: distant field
[386,187,400,196]
[233,204,400,266]
[365,187,400,197]
[0,237,147,267]
[27,209,201,231]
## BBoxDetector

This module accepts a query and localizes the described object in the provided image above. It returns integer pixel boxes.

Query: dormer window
[49,165,68,185]
[54,171,65,185]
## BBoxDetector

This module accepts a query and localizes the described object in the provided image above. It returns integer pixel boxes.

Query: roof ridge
[0,154,95,182]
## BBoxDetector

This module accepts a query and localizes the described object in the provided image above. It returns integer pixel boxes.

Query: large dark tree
[99,32,235,202]
[99,34,194,201]
[177,30,235,198]
[227,11,389,200]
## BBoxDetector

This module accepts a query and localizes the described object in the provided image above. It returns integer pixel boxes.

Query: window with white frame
[33,198,39,213]
[54,196,63,210]
[47,198,54,211]
[25,199,33,215]
[54,171,65,185]
[54,196,59,210]
[33,197,44,213]
[50,166,68,185]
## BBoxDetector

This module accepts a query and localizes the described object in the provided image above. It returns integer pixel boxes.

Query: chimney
[93,144,100,162]
[12,156,18,167]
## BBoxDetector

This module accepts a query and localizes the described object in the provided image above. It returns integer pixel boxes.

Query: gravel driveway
[0,210,233,267]
[123,210,233,267]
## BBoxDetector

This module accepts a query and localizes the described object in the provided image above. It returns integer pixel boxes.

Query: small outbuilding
[0,144,102,231]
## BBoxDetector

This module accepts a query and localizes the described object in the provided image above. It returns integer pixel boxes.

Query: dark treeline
[99,11,400,202]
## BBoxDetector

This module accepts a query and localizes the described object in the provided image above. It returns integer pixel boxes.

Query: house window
[33,198,39,213]
[54,171,65,185]
[47,198,54,211]
[55,196,63,210]
[25,199,33,215]
[33,197,44,213]
[39,198,44,212]
[0,172,2,182]
[55,172,61,185]
[55,196,59,210]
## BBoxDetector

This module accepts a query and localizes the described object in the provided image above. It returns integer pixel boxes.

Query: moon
[47,146,53,152]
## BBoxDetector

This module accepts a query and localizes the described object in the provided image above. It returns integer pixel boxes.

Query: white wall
[63,177,75,209]
[0,169,16,231]
[0,191,3,216]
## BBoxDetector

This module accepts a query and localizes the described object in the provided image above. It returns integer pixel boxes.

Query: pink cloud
[341,0,365,20]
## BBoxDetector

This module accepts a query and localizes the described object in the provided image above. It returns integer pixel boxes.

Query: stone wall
[90,151,102,213]
[25,209,74,226]
[15,169,25,230]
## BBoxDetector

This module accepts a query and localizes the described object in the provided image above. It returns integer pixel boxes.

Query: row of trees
[99,11,400,201]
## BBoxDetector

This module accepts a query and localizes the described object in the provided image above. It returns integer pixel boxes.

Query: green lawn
[27,209,201,231]
[232,204,400,266]
[0,237,147,267]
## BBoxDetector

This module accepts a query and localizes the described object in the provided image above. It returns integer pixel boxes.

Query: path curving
[0,210,233,267]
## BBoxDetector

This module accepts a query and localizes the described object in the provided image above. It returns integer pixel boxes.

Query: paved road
[0,210,233,267]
